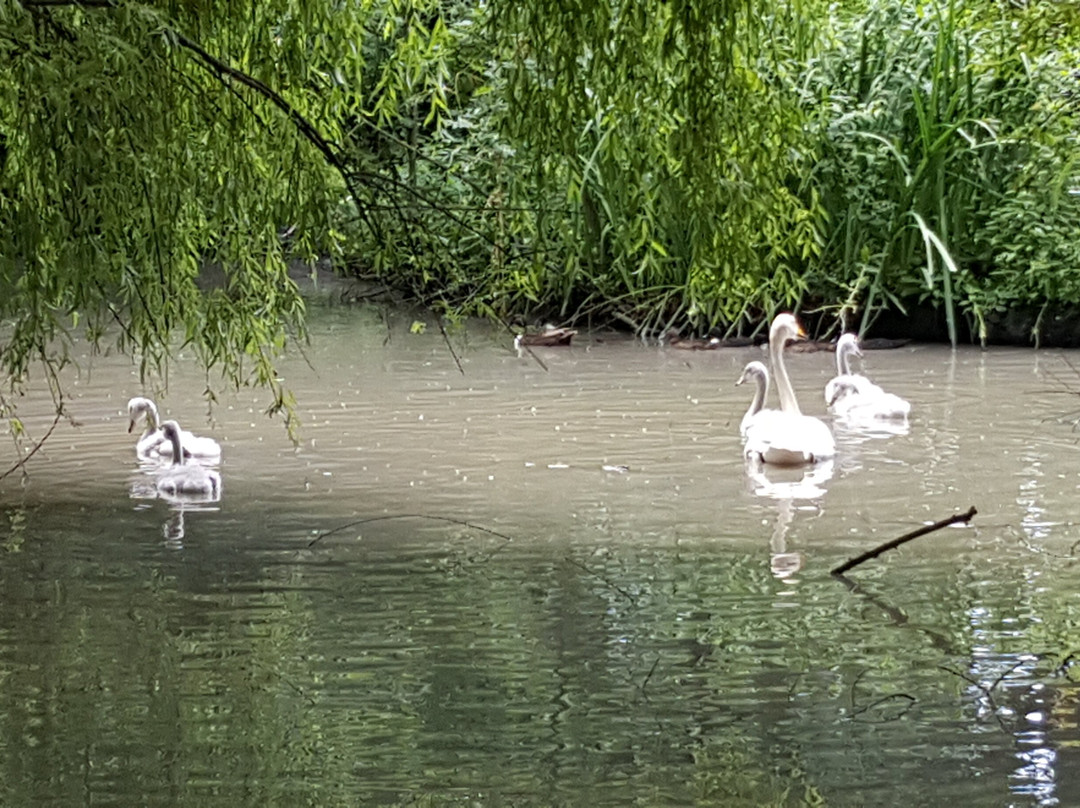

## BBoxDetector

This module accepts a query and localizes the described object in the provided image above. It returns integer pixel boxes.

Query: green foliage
[321,0,829,336]
[2,0,1079,405]
[344,0,1080,345]
[0,1,362,416]
[805,0,1080,343]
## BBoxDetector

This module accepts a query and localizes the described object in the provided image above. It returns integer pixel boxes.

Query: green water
[3,307,1080,806]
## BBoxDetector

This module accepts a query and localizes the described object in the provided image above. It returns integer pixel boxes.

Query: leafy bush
[803,0,1080,343]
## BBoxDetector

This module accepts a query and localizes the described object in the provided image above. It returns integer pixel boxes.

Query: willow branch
[166,30,384,243]
[831,506,977,576]
[0,403,65,484]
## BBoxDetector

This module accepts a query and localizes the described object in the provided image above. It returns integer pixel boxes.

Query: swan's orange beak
[796,324,808,340]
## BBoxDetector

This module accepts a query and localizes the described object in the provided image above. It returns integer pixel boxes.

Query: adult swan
[742,313,835,466]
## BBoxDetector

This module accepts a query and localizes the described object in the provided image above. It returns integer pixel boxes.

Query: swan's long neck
[165,428,184,466]
[744,371,768,420]
[770,334,802,415]
[837,341,856,376]
[139,401,161,438]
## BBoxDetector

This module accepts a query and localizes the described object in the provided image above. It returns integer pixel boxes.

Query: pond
[3,303,1080,806]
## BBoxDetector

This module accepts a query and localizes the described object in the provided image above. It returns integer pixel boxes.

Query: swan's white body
[128,397,222,462]
[741,314,835,466]
[155,421,222,498]
[823,334,910,419]
[828,378,912,421]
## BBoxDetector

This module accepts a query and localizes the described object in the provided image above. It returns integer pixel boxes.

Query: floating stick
[831,506,977,576]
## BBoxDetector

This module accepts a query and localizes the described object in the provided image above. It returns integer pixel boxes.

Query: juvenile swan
[823,333,881,405]
[155,421,222,498]
[736,361,783,437]
[823,334,910,419]
[828,378,911,421]
[128,397,222,461]
[742,314,835,466]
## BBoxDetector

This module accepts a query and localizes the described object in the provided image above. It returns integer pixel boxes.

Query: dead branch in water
[307,513,514,548]
[831,506,977,576]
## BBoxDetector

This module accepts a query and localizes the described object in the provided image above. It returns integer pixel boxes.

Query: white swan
[823,334,910,419]
[828,378,911,421]
[823,333,882,406]
[736,360,784,436]
[128,397,222,461]
[155,421,222,499]
[742,314,835,466]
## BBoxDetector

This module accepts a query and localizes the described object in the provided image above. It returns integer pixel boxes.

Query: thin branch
[833,570,963,656]
[831,506,977,576]
[165,29,385,243]
[564,555,638,604]
[435,317,465,376]
[849,692,916,721]
[307,513,514,548]
[639,656,660,695]
[938,662,1019,713]
[0,403,65,484]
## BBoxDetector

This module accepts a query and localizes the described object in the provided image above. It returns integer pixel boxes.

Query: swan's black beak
[127,419,135,434]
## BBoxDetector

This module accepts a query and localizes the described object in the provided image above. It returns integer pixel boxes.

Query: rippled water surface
[4,305,1080,806]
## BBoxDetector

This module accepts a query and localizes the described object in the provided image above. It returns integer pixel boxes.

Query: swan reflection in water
[128,481,220,548]
[746,457,834,501]
[768,498,803,579]
[745,458,835,579]
[833,411,911,440]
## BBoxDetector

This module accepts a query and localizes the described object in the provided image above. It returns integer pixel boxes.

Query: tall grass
[806,0,1080,344]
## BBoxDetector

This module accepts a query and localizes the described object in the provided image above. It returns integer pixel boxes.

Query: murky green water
[4,305,1080,806]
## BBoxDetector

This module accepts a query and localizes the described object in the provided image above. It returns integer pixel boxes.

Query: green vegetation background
[2,0,1079,399]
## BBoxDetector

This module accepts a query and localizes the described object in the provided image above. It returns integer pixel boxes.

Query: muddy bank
[864,302,1080,348]
[297,261,1077,348]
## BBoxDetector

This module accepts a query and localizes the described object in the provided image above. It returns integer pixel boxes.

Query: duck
[741,314,835,466]
[514,326,577,348]
[128,397,222,461]
[155,421,222,499]
[823,334,910,419]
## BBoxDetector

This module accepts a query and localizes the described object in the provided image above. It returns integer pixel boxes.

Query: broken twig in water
[307,513,514,548]
[831,506,977,576]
